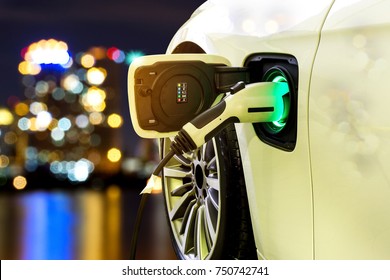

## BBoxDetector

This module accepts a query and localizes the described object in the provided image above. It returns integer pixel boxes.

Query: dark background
[0,0,205,260]
[0,0,205,106]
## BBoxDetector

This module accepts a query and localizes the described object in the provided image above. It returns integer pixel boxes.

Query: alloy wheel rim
[163,138,221,259]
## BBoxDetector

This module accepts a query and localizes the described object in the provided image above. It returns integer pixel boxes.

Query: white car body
[165,0,390,259]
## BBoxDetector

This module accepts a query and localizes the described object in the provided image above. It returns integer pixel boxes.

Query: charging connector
[129,80,288,259]
[169,81,288,154]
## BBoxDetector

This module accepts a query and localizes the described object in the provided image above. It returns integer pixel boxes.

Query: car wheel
[161,124,257,259]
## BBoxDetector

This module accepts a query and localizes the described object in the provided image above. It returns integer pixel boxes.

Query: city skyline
[0,1,205,190]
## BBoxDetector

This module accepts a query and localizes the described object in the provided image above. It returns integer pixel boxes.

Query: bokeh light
[0,108,14,125]
[4,131,18,145]
[14,102,29,116]
[107,47,125,63]
[13,176,28,190]
[18,117,31,131]
[126,50,144,64]
[35,111,52,131]
[81,87,106,112]
[75,114,89,128]
[62,74,83,94]
[52,88,66,101]
[58,117,72,131]
[80,53,96,68]
[24,39,71,66]
[35,81,49,97]
[107,148,122,162]
[11,39,141,187]
[89,112,104,125]
[86,67,107,85]
[89,47,106,60]
[29,102,47,115]
[107,113,123,128]
[0,155,10,168]
[51,128,65,141]
[18,61,41,75]
[49,159,94,182]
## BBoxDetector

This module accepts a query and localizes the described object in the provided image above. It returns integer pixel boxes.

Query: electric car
[129,0,390,259]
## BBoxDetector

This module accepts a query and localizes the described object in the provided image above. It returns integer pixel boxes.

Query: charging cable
[129,81,289,259]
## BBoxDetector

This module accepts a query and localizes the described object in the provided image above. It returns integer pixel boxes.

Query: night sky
[0,0,205,106]
[0,0,205,157]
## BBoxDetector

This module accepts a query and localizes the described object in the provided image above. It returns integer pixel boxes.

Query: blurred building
[0,39,149,190]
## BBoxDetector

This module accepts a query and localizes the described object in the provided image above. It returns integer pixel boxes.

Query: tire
[161,124,257,259]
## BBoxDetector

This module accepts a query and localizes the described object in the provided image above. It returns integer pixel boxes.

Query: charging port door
[128,54,249,139]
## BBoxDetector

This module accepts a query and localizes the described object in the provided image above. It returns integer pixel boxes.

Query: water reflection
[0,185,176,260]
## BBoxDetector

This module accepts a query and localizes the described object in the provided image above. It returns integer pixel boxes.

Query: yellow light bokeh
[0,155,10,168]
[48,119,58,131]
[86,67,107,85]
[0,108,14,125]
[89,112,104,125]
[80,53,96,68]
[18,61,42,75]
[82,87,107,112]
[29,117,38,131]
[107,148,122,163]
[13,176,27,190]
[24,39,70,66]
[107,113,123,128]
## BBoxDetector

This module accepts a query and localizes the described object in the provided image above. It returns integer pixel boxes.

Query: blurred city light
[107,47,126,63]
[18,61,41,75]
[51,128,65,141]
[14,102,29,116]
[75,114,89,128]
[89,112,104,125]
[126,50,144,64]
[80,53,96,68]
[82,87,106,112]
[89,47,106,60]
[29,102,47,115]
[4,131,18,145]
[24,39,71,66]
[49,159,94,182]
[0,155,10,168]
[62,73,84,94]
[17,117,31,131]
[35,111,52,131]
[0,39,150,190]
[107,148,122,163]
[107,113,123,128]
[58,117,72,131]
[13,175,27,190]
[0,108,14,125]
[86,67,107,85]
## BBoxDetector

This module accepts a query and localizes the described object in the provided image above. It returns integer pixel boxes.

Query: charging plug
[169,81,289,154]
[130,80,288,259]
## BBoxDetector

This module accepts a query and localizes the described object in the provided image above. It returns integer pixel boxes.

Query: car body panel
[165,0,390,259]
[167,0,334,259]
[310,0,390,259]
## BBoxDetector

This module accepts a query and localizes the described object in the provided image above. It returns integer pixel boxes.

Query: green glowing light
[263,69,290,134]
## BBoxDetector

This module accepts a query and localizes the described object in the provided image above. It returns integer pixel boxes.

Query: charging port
[262,67,290,134]
[245,54,298,152]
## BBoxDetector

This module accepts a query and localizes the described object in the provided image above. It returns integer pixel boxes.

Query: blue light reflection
[18,191,77,259]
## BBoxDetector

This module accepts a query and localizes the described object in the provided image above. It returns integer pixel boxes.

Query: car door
[310,0,390,259]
